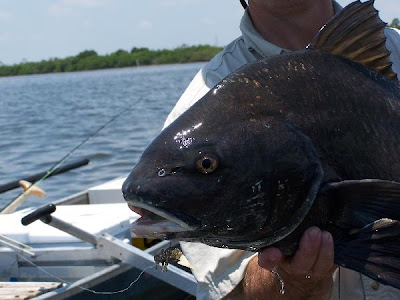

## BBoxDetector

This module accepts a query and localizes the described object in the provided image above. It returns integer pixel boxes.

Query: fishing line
[338,267,341,300]
[17,252,153,295]
[4,100,137,211]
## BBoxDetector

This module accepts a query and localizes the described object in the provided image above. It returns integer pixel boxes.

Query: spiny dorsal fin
[309,0,397,80]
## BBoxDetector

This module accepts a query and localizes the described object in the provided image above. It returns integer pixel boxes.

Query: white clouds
[0,32,10,41]
[336,0,400,23]
[31,34,43,41]
[159,0,198,7]
[83,20,92,28]
[0,33,42,43]
[375,1,400,23]
[0,11,13,22]
[62,0,102,7]
[0,0,242,64]
[48,4,73,16]
[48,0,103,16]
[201,17,215,26]
[137,20,153,30]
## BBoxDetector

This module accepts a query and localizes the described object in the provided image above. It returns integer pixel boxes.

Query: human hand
[242,227,337,300]
[258,227,337,299]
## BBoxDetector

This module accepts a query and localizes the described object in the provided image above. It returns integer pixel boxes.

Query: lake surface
[0,63,204,210]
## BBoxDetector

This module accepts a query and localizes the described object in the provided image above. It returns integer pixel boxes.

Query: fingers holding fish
[259,227,335,277]
[311,231,336,279]
[287,226,322,276]
[256,227,335,299]
[287,228,336,278]
[256,247,282,270]
[257,227,330,277]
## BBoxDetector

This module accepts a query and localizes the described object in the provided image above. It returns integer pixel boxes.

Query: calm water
[0,63,204,210]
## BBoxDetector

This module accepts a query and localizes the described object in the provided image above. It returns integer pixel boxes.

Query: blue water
[0,63,204,210]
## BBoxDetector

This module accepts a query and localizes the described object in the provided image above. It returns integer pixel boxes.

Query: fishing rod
[1,102,135,214]
[0,158,90,194]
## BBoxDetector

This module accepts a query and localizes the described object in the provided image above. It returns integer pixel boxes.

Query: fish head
[123,102,323,249]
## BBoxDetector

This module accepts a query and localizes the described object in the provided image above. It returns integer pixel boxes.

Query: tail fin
[335,218,400,289]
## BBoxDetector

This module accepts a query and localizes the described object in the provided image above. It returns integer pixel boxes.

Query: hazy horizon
[1,0,399,65]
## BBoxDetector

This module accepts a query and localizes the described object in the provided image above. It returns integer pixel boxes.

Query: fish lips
[123,184,200,239]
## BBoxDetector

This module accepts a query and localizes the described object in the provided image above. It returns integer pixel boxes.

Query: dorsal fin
[309,0,397,80]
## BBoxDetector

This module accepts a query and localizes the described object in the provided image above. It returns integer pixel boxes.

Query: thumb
[258,247,282,270]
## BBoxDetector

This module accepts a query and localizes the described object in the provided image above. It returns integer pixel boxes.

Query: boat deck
[0,282,63,300]
[0,177,197,299]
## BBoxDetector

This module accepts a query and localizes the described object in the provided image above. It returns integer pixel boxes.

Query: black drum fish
[123,1,400,289]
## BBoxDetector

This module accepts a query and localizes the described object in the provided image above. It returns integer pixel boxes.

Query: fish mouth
[127,201,196,238]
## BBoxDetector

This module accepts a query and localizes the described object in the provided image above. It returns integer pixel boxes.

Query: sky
[0,0,399,65]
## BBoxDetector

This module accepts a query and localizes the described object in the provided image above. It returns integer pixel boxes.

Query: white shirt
[163,4,400,300]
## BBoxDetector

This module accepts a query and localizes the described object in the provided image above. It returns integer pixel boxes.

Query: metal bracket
[98,234,197,295]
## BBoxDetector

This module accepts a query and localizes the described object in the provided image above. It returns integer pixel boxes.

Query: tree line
[390,18,400,30]
[1,18,399,77]
[0,45,223,77]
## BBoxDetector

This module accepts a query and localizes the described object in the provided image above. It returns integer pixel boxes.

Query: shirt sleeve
[161,37,260,300]
[163,36,258,130]
[162,59,257,300]
[163,69,256,299]
[163,69,212,129]
[385,27,400,80]
[181,242,256,300]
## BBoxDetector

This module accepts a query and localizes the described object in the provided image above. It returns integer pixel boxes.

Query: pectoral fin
[325,179,400,228]
[326,180,400,289]
[335,218,400,289]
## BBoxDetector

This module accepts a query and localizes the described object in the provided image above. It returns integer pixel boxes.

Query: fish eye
[196,155,218,174]
[158,169,166,177]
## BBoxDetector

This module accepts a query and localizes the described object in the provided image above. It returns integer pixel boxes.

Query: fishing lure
[154,246,194,272]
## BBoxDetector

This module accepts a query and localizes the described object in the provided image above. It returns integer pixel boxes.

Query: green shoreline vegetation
[1,17,399,78]
[390,18,400,30]
[0,45,223,77]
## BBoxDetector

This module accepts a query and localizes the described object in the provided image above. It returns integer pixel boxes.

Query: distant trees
[76,50,98,59]
[389,18,400,29]
[0,45,223,77]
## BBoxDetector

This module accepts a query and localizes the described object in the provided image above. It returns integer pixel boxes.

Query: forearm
[243,256,279,300]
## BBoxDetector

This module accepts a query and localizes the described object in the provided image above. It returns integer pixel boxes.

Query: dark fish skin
[124,50,400,250]
[123,0,400,289]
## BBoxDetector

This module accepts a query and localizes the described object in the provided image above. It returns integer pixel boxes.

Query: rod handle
[21,204,56,226]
